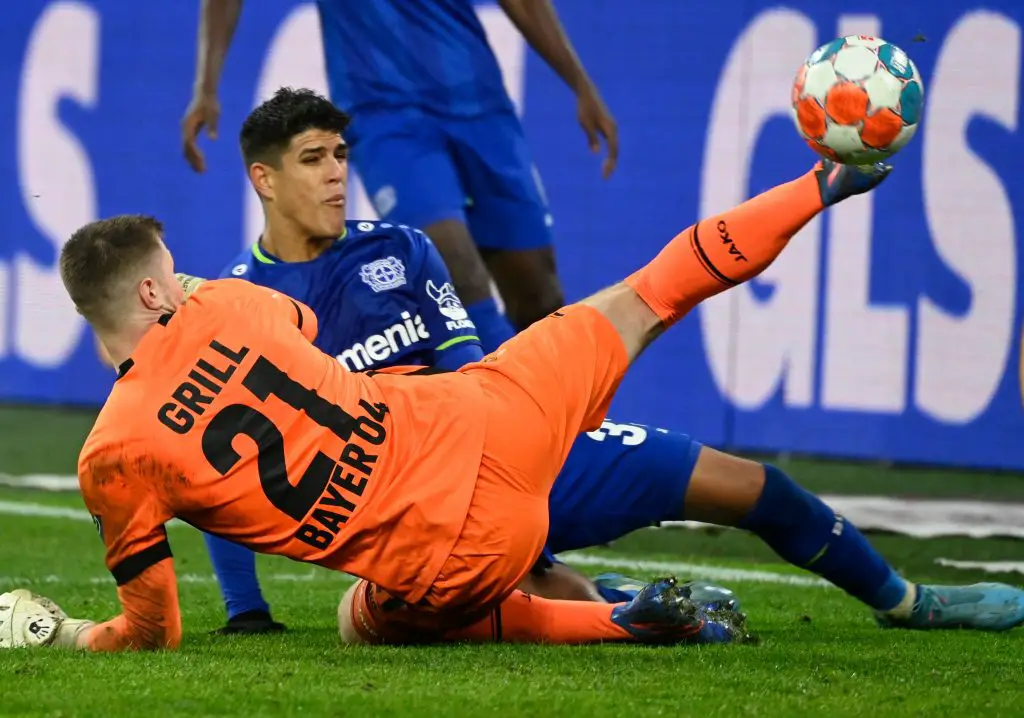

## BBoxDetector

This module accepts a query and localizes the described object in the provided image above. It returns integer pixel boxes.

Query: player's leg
[344,163,889,646]
[683,449,1024,631]
[337,460,745,646]
[449,161,890,522]
[682,449,912,613]
[527,421,700,603]
[594,161,891,363]
[347,108,517,352]
[340,578,745,646]
[202,533,284,634]
[449,109,564,332]
[335,422,745,645]
[479,246,563,333]
[522,419,1024,630]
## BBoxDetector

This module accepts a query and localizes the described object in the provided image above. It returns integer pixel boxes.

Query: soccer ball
[792,36,924,164]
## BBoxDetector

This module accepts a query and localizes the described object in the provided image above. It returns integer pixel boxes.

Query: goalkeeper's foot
[212,609,287,636]
[815,159,892,207]
[877,583,1024,632]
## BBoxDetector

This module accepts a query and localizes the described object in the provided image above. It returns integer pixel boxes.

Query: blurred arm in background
[498,0,618,177]
[182,0,244,173]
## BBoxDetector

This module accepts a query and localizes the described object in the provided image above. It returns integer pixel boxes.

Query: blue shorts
[346,106,553,251]
[540,420,703,562]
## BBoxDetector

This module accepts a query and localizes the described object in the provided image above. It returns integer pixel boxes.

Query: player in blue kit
[182,0,617,355]
[193,88,1024,637]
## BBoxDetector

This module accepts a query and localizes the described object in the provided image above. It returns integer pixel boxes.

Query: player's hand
[181,91,221,174]
[0,589,95,649]
[576,83,618,179]
[0,590,63,648]
[9,589,69,621]
[176,273,207,299]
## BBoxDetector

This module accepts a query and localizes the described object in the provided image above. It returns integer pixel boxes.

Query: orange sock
[443,590,634,644]
[625,168,824,325]
[349,582,634,645]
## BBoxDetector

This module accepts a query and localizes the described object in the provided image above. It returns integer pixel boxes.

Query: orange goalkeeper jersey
[78,279,486,649]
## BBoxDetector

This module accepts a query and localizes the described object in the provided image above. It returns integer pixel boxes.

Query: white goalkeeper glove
[0,589,94,649]
[176,272,207,299]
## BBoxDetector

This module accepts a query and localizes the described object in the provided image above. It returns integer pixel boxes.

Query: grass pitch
[1,406,1022,717]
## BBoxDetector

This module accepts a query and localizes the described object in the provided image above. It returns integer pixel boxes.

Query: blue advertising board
[0,1,1021,469]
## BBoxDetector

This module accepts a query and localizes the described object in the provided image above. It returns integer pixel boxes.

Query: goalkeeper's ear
[175,273,207,299]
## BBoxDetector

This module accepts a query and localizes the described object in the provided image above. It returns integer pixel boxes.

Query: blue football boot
[815,158,892,207]
[595,574,742,614]
[609,577,754,645]
[681,580,742,614]
[877,582,1024,632]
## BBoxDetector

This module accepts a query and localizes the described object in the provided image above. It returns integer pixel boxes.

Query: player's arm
[497,0,618,177]
[183,276,319,343]
[412,231,485,370]
[192,0,243,96]
[182,0,244,172]
[78,562,182,652]
[47,459,183,651]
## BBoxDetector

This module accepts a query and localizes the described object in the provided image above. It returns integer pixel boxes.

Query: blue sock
[738,465,908,611]
[465,297,516,353]
[203,533,270,619]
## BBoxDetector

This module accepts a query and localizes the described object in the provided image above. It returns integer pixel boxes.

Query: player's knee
[504,279,564,331]
[484,248,565,330]
[339,580,440,646]
[682,446,767,527]
[579,282,665,364]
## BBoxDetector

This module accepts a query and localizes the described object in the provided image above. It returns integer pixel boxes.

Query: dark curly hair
[239,87,350,166]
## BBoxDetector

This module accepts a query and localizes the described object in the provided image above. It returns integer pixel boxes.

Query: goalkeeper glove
[0,589,94,649]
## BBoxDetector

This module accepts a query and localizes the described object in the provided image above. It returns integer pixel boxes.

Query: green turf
[2,404,1024,716]
[1,490,1023,716]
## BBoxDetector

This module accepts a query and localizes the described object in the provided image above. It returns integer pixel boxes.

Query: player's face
[277,129,349,239]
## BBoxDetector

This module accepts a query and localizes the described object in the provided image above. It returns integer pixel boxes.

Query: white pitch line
[934,558,1024,576]
[0,473,79,492]
[0,500,94,522]
[560,553,830,587]
[0,500,190,528]
[0,572,352,587]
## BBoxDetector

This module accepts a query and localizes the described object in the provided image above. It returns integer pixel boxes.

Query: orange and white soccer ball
[792,35,924,164]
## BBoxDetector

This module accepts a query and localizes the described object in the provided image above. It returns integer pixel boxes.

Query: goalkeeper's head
[59,214,186,364]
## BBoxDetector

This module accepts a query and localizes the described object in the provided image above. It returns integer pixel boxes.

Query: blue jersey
[316,0,511,117]
[220,221,482,371]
